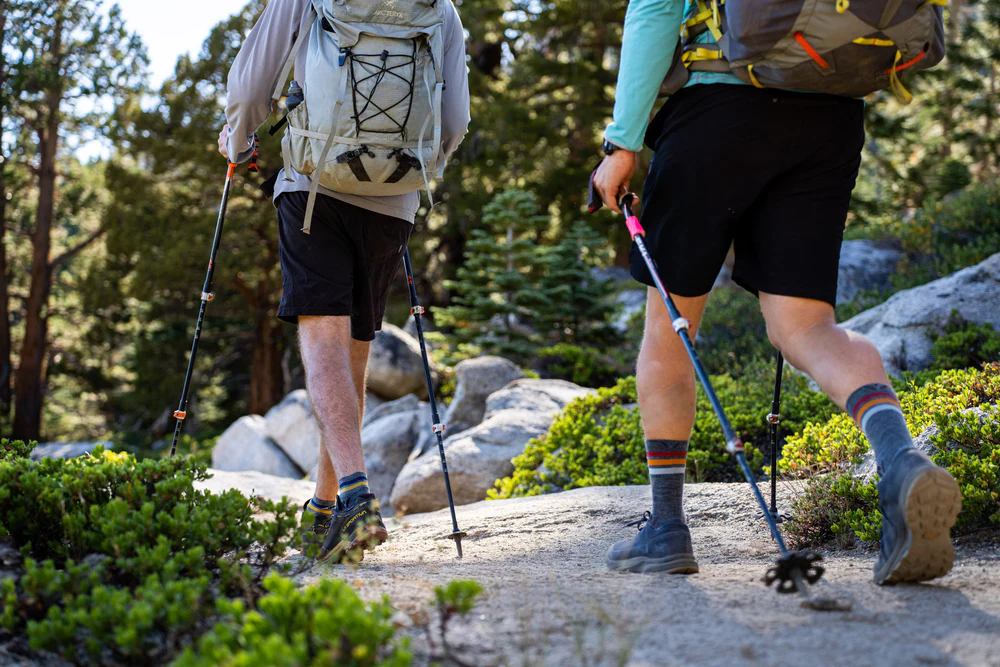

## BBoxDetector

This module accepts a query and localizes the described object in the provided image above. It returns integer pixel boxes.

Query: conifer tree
[535,221,617,346]
[438,189,550,360]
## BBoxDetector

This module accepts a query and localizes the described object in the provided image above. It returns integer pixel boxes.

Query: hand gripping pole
[619,193,832,603]
[402,249,467,558]
[169,162,238,457]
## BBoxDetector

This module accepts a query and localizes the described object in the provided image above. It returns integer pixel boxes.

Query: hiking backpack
[661,0,947,102]
[273,0,448,233]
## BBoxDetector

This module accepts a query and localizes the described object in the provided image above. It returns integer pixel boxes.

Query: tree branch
[49,225,107,270]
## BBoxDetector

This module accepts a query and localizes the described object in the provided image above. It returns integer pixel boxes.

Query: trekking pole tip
[447,530,468,559]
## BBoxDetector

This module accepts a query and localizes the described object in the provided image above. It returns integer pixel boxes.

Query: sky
[115,0,249,87]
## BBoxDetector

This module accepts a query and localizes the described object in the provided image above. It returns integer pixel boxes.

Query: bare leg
[311,337,370,501]
[299,316,371,504]
[758,293,889,409]
[636,289,710,439]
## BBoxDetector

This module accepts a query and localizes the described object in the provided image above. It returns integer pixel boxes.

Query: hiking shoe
[606,511,700,574]
[874,448,962,585]
[317,493,389,564]
[299,500,332,549]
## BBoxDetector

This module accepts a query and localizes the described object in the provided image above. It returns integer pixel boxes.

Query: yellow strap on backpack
[695,0,724,42]
[682,47,724,65]
[747,64,764,88]
[888,50,913,104]
[853,37,895,46]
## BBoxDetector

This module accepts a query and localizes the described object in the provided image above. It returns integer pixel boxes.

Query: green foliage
[433,580,484,616]
[697,287,772,377]
[532,344,621,388]
[0,438,35,462]
[781,363,1000,478]
[0,442,307,664]
[786,365,1000,548]
[173,575,412,667]
[929,312,1000,372]
[534,222,618,347]
[490,360,837,498]
[437,189,551,361]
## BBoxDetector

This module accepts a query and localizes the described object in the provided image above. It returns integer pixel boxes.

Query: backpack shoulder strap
[272,5,318,101]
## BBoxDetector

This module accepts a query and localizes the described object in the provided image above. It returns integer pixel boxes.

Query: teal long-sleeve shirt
[604,0,744,152]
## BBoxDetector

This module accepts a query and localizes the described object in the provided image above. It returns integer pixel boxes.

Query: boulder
[29,442,108,461]
[264,390,320,473]
[390,379,593,514]
[842,252,1000,376]
[367,323,430,400]
[362,408,423,505]
[837,240,904,305]
[363,391,387,425]
[444,356,524,437]
[612,289,646,333]
[194,469,316,509]
[212,415,304,479]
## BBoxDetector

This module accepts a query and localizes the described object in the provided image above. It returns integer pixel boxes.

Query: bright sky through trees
[115,0,248,86]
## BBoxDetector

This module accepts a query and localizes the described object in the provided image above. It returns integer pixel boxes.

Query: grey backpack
[662,0,947,102]
[274,0,447,233]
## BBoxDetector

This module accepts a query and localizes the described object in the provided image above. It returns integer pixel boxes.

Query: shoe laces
[625,511,652,532]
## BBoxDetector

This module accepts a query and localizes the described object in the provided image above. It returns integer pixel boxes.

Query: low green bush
[532,344,622,388]
[696,287,772,377]
[489,358,837,498]
[785,364,1000,548]
[781,363,1000,478]
[928,312,1000,372]
[0,442,411,666]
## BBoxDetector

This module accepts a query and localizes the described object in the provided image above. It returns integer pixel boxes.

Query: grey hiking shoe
[317,493,389,564]
[874,448,962,585]
[606,512,700,574]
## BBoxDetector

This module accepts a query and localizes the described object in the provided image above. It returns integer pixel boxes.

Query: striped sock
[306,496,337,518]
[846,383,914,474]
[646,439,688,523]
[338,471,371,507]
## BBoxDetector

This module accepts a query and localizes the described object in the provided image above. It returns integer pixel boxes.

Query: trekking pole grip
[619,193,645,240]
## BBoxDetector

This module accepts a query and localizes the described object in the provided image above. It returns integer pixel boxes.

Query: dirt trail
[294,484,1000,667]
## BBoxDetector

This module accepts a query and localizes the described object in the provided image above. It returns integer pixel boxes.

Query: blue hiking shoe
[874,448,962,585]
[606,512,700,574]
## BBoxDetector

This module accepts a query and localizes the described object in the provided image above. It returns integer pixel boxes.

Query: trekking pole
[768,352,785,522]
[169,138,259,457]
[619,193,829,602]
[402,249,467,558]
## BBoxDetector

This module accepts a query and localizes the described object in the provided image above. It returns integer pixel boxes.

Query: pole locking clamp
[432,423,447,434]
[766,412,781,424]
[201,292,214,302]
[411,305,425,315]
[672,317,690,333]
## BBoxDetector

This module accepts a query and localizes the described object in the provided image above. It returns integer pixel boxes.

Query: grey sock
[846,383,914,474]
[646,439,689,522]
[338,471,370,507]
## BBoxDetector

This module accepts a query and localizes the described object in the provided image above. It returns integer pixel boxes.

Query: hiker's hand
[218,125,230,159]
[593,150,640,214]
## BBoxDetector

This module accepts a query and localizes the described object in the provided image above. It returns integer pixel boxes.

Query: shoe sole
[606,555,700,575]
[876,466,962,585]
[317,527,389,564]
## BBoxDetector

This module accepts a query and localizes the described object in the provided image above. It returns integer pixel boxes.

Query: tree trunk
[0,7,11,424]
[248,283,283,415]
[13,103,59,441]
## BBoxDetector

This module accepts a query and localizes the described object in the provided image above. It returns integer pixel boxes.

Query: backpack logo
[375,0,403,19]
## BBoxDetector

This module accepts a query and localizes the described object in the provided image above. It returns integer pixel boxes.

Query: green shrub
[786,364,1000,548]
[532,344,622,388]
[929,312,1000,372]
[0,442,414,666]
[173,575,412,667]
[696,287,772,377]
[0,438,35,462]
[490,359,837,498]
[781,363,1000,478]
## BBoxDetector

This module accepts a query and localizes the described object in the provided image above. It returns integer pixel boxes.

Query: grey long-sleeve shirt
[225,0,471,223]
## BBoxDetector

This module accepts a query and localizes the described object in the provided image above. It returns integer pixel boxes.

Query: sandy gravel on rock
[293,484,1000,667]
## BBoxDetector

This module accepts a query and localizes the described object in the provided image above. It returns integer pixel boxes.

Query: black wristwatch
[602,139,621,156]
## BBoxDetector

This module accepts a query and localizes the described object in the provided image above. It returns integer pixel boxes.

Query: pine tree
[437,189,550,361]
[535,221,617,346]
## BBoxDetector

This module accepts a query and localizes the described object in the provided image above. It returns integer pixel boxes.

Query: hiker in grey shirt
[218,0,470,562]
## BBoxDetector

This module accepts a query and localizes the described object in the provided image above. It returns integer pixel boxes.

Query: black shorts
[276,192,412,341]
[630,84,865,307]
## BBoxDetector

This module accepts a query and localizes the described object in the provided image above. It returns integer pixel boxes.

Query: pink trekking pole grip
[619,193,645,239]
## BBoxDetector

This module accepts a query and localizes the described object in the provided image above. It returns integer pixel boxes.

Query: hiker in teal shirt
[594,0,962,586]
